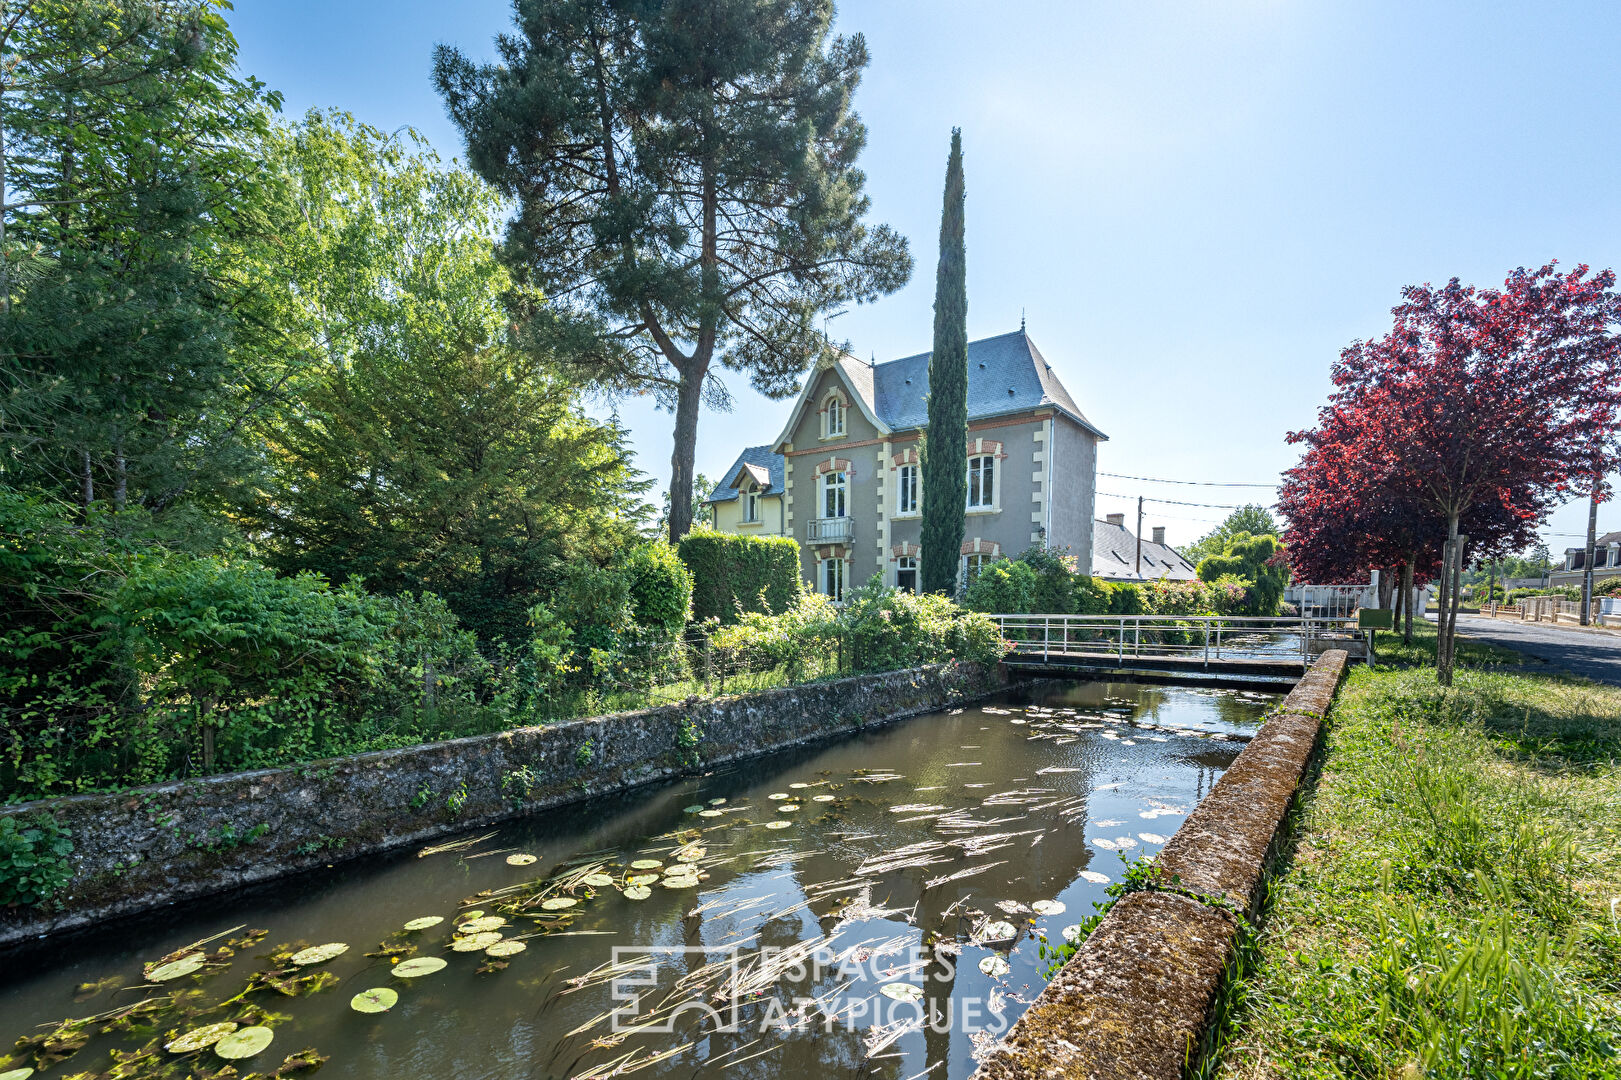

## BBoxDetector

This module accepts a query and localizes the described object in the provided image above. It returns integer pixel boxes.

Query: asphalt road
[1451,613,1621,686]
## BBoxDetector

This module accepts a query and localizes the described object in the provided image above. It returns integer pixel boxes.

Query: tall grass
[1211,665,1621,1079]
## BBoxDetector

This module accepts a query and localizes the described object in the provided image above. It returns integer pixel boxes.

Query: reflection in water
[0,681,1274,1080]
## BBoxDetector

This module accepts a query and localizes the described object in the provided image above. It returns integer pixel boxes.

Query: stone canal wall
[972,649,1350,1080]
[0,661,1004,951]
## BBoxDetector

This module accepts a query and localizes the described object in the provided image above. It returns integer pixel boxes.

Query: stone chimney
[1106,513,1125,528]
[1151,526,1166,545]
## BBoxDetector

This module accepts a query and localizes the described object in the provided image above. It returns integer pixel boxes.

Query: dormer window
[824,394,845,438]
[742,488,760,523]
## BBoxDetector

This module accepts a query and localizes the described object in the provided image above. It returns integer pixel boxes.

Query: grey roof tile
[706,445,785,503]
[1091,518,1198,581]
[867,330,1105,437]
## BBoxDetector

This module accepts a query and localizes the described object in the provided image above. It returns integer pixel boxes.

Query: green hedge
[678,531,802,624]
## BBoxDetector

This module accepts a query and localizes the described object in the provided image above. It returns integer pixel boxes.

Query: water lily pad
[674,846,705,862]
[166,1022,238,1053]
[1079,871,1110,885]
[683,804,705,813]
[290,942,349,966]
[486,940,527,957]
[462,909,485,919]
[981,921,1017,942]
[768,793,789,800]
[582,873,614,887]
[147,955,205,982]
[1061,924,1083,943]
[878,983,923,1002]
[393,957,447,978]
[624,885,652,900]
[661,876,696,888]
[630,859,663,871]
[978,955,1011,977]
[788,782,809,789]
[698,809,724,818]
[451,931,503,952]
[402,916,444,931]
[460,916,506,933]
[350,987,398,1013]
[765,820,792,830]
[539,897,578,911]
[813,795,836,802]
[707,797,726,806]
[214,1026,274,1060]
[506,854,537,866]
[777,804,799,813]
[0,1069,34,1080]
[1031,900,1066,916]
[626,873,659,886]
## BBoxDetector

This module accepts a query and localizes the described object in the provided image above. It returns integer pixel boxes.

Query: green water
[0,680,1275,1080]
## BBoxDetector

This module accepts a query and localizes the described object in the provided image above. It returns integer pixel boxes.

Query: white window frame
[824,394,846,438]
[963,552,994,584]
[742,488,760,523]
[896,463,919,516]
[967,454,996,509]
[822,470,847,518]
[895,555,918,593]
[820,557,846,601]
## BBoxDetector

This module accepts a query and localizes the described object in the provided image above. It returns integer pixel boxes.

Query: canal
[0,680,1276,1080]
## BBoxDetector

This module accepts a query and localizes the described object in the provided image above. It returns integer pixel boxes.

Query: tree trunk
[1377,566,1396,611]
[666,367,705,543]
[1582,489,1598,626]
[1402,556,1415,644]
[1438,515,1466,686]
[80,448,94,510]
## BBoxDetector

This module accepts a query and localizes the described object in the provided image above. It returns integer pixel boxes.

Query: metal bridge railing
[988,613,1357,665]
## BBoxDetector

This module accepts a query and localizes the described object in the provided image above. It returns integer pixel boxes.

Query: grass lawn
[1211,629,1621,1077]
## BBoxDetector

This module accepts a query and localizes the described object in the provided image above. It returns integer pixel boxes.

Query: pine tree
[432,0,911,542]
[920,130,968,595]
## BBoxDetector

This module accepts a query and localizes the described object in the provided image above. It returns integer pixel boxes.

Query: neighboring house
[705,446,788,536]
[707,328,1106,598]
[1549,531,1621,589]
[1091,515,1198,582]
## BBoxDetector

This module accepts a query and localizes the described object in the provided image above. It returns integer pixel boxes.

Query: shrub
[1141,578,1212,617]
[1014,546,1078,613]
[621,542,693,635]
[115,557,391,770]
[678,531,801,624]
[553,563,635,655]
[1072,574,1115,615]
[0,813,74,907]
[1108,581,1144,615]
[1195,532,1287,615]
[711,592,838,683]
[962,559,1039,614]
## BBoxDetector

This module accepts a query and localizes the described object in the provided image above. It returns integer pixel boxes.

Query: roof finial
[1020,307,1026,333]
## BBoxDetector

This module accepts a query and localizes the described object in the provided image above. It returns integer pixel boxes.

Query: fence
[988,614,1357,665]
[1506,596,1611,625]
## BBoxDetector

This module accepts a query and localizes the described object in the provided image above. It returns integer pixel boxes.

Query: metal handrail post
[1044,616,1050,663]
[1117,617,1125,661]
[1203,622,1210,666]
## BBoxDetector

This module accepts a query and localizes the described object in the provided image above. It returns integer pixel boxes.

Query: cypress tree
[921,129,968,594]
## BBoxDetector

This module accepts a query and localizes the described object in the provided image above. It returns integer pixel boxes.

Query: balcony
[807,516,854,544]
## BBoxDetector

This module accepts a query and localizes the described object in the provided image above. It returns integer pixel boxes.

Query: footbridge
[987,614,1364,690]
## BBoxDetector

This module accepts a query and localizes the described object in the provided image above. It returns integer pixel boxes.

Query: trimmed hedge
[678,531,802,624]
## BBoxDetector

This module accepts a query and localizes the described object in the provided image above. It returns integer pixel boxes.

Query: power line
[1097,490,1267,511]
[1099,471,1278,489]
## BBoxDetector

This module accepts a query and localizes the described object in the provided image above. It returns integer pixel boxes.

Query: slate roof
[706,445,785,504]
[1091,518,1198,582]
[1564,530,1621,552]
[866,330,1105,437]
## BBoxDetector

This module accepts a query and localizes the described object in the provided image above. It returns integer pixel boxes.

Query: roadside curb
[970,649,1349,1080]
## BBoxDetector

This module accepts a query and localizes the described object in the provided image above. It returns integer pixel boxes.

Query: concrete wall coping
[970,649,1350,1079]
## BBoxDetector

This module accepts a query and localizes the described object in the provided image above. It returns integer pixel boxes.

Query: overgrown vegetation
[1211,661,1621,1077]
[678,532,800,624]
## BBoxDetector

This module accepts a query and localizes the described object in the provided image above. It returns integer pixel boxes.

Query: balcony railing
[807,516,854,544]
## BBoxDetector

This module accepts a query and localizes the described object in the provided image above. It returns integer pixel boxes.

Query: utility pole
[1582,487,1598,626]
[1134,495,1144,576]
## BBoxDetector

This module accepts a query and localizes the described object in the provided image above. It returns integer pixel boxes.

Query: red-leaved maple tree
[1283,263,1621,682]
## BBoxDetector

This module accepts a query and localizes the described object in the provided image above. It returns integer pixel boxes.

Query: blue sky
[231,0,1621,554]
